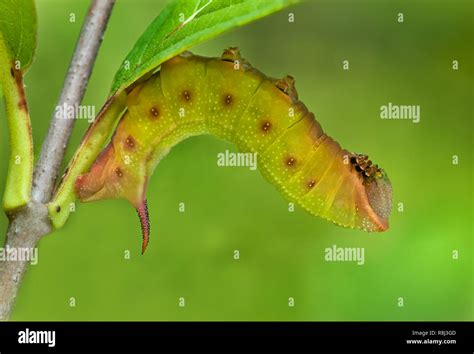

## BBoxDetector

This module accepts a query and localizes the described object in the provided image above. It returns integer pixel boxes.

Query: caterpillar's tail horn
[136,199,150,255]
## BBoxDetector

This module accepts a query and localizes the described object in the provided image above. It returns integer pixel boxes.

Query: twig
[32,0,116,203]
[0,0,115,321]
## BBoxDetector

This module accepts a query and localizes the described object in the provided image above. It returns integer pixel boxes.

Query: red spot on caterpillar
[286,157,296,167]
[150,106,159,118]
[136,200,150,255]
[182,90,191,101]
[307,180,316,189]
[115,167,123,177]
[223,94,233,105]
[125,135,135,149]
[261,120,272,133]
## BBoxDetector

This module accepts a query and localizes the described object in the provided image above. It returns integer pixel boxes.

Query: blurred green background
[0,0,472,321]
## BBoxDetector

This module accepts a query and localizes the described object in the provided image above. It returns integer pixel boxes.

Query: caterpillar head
[350,153,392,231]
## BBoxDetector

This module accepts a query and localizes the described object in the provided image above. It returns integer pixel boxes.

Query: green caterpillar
[75,48,392,254]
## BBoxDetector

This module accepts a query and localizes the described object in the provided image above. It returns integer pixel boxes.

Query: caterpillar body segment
[75,48,392,253]
[204,56,264,141]
[233,79,309,154]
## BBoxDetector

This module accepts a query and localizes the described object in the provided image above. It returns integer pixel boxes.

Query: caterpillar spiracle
[75,48,393,254]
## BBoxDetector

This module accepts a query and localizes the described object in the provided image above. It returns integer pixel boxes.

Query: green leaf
[0,0,37,210]
[0,0,37,73]
[111,0,299,94]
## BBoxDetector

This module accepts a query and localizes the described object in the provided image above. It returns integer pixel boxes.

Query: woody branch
[0,0,115,321]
